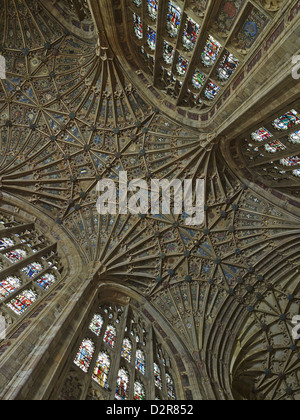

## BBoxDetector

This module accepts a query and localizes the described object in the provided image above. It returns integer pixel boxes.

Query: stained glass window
[104,325,117,348]
[7,289,37,315]
[0,276,22,300]
[136,349,146,375]
[264,140,286,153]
[121,338,132,362]
[133,0,142,6]
[89,314,104,336]
[273,109,300,131]
[202,35,222,67]
[133,13,143,40]
[92,352,110,388]
[280,156,300,167]
[289,130,300,144]
[154,362,162,389]
[22,262,43,278]
[192,70,206,89]
[216,52,239,81]
[74,339,95,373]
[182,17,200,51]
[5,248,27,263]
[148,0,158,20]
[166,373,176,400]
[147,27,156,51]
[134,381,146,400]
[167,1,182,38]
[176,55,189,76]
[36,273,56,290]
[115,368,129,400]
[205,81,220,100]
[163,41,175,64]
[0,238,15,250]
[251,128,273,142]
[293,169,300,177]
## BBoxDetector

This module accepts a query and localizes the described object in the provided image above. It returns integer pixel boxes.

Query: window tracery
[63,302,178,400]
[236,103,300,197]
[125,0,274,110]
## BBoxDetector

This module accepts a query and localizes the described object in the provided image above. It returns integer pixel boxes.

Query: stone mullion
[108,304,129,400]
[128,322,138,400]
[148,327,157,399]
[195,0,250,101]
[144,325,154,400]
[0,223,34,236]
[175,0,221,105]
[153,0,172,84]
[81,313,111,399]
[0,243,57,280]
[248,145,300,168]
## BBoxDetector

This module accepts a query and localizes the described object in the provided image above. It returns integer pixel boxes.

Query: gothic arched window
[89,314,104,337]
[148,0,158,20]
[0,277,22,300]
[61,301,180,401]
[22,262,43,278]
[154,362,162,389]
[92,352,110,389]
[115,368,129,400]
[36,273,56,290]
[7,289,37,316]
[167,1,182,38]
[104,325,117,348]
[134,381,146,400]
[136,349,146,375]
[122,338,132,362]
[272,109,300,131]
[0,238,15,250]
[166,373,176,400]
[74,339,95,373]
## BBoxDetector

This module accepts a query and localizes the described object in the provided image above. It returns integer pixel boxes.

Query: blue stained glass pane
[154,363,162,389]
[251,127,273,142]
[136,349,146,375]
[74,339,95,373]
[205,81,221,100]
[167,1,182,38]
[147,27,156,50]
[22,262,43,278]
[0,276,22,300]
[7,289,37,316]
[36,273,56,289]
[0,237,15,250]
[176,55,189,76]
[148,0,158,20]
